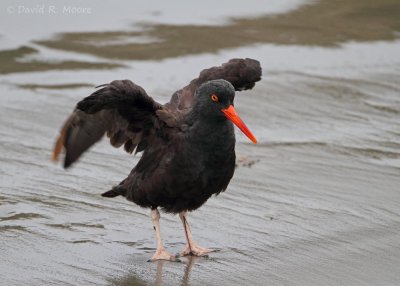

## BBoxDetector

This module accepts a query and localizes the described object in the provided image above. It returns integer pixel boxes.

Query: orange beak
[221,105,257,144]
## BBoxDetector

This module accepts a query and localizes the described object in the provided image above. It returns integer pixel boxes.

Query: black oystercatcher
[52,58,261,261]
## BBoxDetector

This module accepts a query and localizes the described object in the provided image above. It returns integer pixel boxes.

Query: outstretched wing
[52,80,163,168]
[166,58,262,111]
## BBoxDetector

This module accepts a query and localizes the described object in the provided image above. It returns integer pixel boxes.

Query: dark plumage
[53,58,261,261]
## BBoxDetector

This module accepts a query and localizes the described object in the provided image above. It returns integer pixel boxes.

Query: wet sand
[34,0,400,60]
[1,1,400,285]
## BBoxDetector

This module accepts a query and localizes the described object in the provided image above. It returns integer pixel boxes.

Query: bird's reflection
[180,256,197,286]
[110,255,200,286]
[154,260,164,286]
[155,256,198,286]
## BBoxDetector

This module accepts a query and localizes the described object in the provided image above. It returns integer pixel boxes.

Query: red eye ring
[211,94,219,102]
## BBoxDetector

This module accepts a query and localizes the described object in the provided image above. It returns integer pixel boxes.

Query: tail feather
[52,115,73,163]
[101,186,127,198]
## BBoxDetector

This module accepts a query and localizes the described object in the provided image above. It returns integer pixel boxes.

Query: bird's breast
[180,120,236,185]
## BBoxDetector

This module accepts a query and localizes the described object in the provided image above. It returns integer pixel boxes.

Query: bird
[52,58,261,261]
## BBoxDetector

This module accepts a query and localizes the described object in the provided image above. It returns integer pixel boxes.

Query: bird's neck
[185,111,236,152]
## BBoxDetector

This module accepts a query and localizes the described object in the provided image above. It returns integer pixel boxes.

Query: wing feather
[52,80,163,168]
[166,58,262,110]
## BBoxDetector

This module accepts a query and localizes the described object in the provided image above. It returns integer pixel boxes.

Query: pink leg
[149,209,178,262]
[179,211,218,257]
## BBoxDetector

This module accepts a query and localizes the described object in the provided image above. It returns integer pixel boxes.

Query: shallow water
[1,1,400,285]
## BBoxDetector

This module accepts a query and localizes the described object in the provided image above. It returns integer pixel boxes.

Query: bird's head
[194,79,257,144]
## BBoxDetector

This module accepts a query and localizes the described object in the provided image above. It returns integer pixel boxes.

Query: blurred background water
[1,0,400,285]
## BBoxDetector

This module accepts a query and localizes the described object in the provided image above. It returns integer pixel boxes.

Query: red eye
[211,94,219,102]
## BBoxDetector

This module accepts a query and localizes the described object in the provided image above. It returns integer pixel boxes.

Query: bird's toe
[179,244,219,257]
[148,248,180,262]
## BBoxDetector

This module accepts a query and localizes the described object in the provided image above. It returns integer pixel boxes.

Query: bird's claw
[178,244,219,257]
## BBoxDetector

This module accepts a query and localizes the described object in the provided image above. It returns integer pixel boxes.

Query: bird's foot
[148,248,180,262]
[179,243,219,257]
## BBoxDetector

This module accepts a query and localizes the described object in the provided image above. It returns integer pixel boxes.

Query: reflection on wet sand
[155,257,198,286]
[110,256,199,286]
